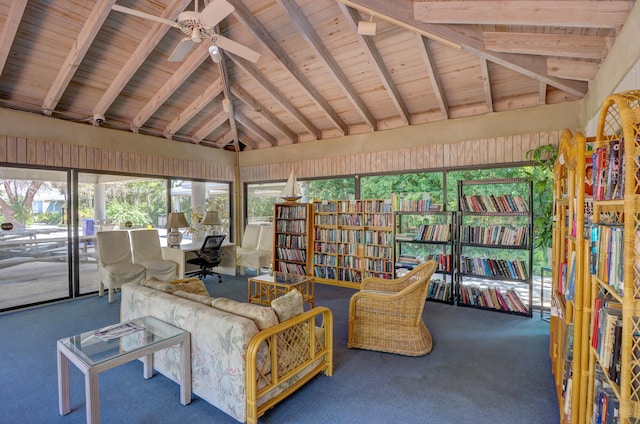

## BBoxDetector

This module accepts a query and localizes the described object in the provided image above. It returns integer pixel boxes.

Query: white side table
[57,316,191,424]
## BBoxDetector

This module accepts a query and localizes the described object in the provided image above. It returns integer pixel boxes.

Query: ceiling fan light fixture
[222,98,231,113]
[209,45,222,63]
[191,27,202,43]
[357,15,376,36]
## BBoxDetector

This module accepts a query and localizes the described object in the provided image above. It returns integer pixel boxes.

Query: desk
[162,242,236,277]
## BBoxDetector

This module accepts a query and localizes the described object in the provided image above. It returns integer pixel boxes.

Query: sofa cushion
[141,277,177,293]
[212,298,279,330]
[173,290,213,305]
[271,289,304,322]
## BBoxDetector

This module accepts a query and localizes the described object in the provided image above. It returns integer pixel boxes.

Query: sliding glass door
[0,166,70,310]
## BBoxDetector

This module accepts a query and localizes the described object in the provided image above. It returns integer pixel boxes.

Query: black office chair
[186,235,226,283]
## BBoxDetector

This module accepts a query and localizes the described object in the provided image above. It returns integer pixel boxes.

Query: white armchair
[239,227,273,274]
[96,230,146,303]
[130,229,178,281]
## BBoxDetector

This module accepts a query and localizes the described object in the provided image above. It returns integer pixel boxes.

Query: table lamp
[201,210,222,235]
[166,212,189,248]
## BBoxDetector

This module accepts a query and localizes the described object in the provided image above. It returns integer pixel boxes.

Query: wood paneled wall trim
[240,130,560,182]
[0,135,234,181]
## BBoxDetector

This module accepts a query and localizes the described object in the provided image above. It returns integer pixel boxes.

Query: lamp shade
[166,212,189,229]
[201,211,221,226]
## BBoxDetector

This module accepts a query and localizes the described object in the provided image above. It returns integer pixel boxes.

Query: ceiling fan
[112,0,260,63]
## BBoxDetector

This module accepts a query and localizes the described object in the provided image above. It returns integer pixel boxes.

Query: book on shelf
[593,139,625,201]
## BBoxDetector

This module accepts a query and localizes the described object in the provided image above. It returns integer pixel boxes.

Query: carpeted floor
[0,273,559,424]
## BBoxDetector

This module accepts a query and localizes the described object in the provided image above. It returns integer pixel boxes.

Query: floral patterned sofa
[120,280,333,424]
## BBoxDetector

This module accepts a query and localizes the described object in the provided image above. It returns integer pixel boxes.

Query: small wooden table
[248,272,315,308]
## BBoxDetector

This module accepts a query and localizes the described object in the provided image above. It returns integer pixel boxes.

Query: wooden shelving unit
[312,199,394,289]
[273,202,313,275]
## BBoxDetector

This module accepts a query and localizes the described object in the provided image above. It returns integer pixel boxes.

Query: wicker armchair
[348,260,438,356]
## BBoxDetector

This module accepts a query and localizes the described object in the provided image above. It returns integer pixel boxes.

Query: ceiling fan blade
[111,5,180,28]
[212,35,260,63]
[199,0,235,28]
[168,38,195,62]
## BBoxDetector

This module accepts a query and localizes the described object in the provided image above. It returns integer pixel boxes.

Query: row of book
[461,194,528,213]
[362,199,393,213]
[277,262,307,275]
[338,268,362,282]
[395,254,452,273]
[591,298,622,385]
[592,139,624,201]
[363,258,394,274]
[458,286,528,313]
[396,198,437,212]
[461,225,529,247]
[590,225,624,297]
[363,214,392,227]
[338,214,362,226]
[592,367,619,424]
[413,223,451,242]
[276,247,306,262]
[313,253,336,266]
[276,234,306,248]
[459,256,529,280]
[313,266,337,280]
[276,205,308,219]
[276,220,307,233]
[427,279,452,301]
[314,215,337,225]
[364,245,392,259]
[363,230,393,245]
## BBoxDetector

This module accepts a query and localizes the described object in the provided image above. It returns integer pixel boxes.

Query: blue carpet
[0,274,559,423]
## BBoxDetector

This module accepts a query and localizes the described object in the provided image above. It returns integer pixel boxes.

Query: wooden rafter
[337,3,410,125]
[236,112,277,146]
[336,0,588,97]
[193,108,228,142]
[42,0,116,115]
[229,55,320,140]
[547,58,600,82]
[92,0,192,120]
[416,34,448,119]
[276,0,377,131]
[217,50,240,151]
[230,84,298,143]
[0,0,27,75]
[131,43,210,131]
[229,0,345,138]
[484,32,610,60]
[479,58,493,113]
[163,77,224,138]
[413,1,631,29]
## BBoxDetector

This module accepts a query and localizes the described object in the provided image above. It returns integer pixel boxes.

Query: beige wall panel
[6,137,17,163]
[16,138,27,164]
[471,140,480,165]
[36,141,45,167]
[62,143,71,168]
[26,138,37,164]
[71,145,79,168]
[54,143,62,167]
[78,146,86,169]
[0,136,6,163]
[487,138,496,163]
[45,141,53,167]
[479,139,488,165]
[512,135,523,162]
[442,143,451,168]
[504,136,513,163]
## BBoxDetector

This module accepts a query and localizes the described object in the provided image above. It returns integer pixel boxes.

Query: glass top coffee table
[57,316,191,424]
[248,272,315,308]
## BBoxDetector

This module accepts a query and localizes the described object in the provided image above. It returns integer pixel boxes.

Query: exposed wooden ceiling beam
[93,0,191,120]
[336,0,588,97]
[276,0,377,131]
[194,108,228,142]
[237,129,260,150]
[236,112,277,146]
[229,0,346,137]
[338,3,410,125]
[413,1,631,29]
[479,58,493,113]
[0,0,27,75]
[131,43,210,131]
[230,84,298,143]
[538,82,547,105]
[41,0,116,116]
[229,55,321,139]
[416,34,448,119]
[484,32,610,60]
[547,58,600,82]
[164,77,224,138]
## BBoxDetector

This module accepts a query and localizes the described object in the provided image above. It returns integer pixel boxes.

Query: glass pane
[0,166,70,310]
[170,180,231,244]
[77,173,168,295]
[361,172,444,204]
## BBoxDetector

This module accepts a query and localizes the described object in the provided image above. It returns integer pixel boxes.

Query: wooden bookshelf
[273,202,313,275]
[312,199,394,289]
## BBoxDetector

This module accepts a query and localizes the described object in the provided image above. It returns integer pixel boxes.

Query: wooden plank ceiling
[0,0,634,151]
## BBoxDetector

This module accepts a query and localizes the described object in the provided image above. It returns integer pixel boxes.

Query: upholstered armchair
[238,226,273,274]
[129,229,178,281]
[348,260,438,356]
[96,230,146,303]
[236,225,264,275]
